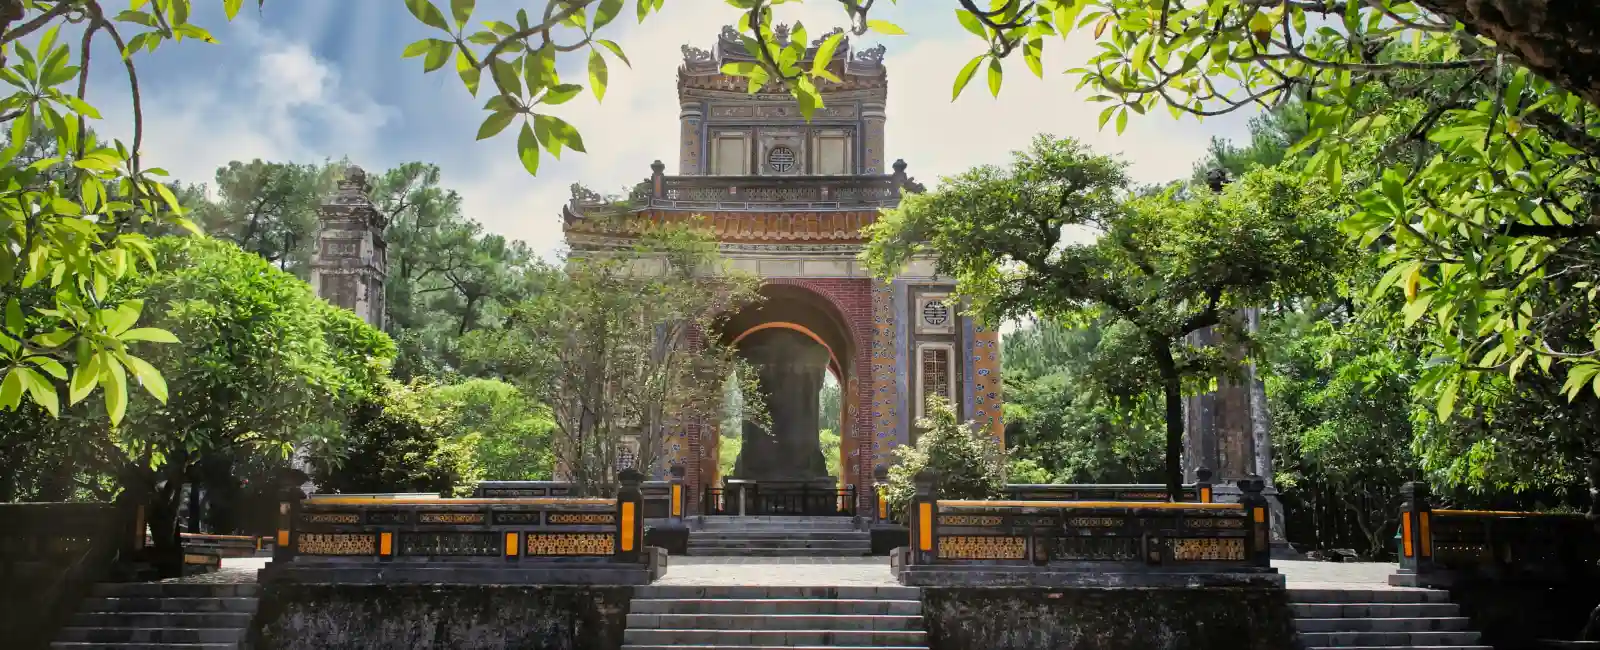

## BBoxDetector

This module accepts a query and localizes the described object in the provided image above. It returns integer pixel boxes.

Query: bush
[885,396,1006,521]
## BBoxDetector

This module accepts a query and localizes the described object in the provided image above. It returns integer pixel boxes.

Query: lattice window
[916,343,954,421]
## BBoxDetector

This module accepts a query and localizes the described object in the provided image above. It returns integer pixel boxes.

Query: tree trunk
[1152,339,1184,501]
[1413,0,1600,107]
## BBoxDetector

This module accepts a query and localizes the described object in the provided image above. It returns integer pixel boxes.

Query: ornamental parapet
[1390,481,1600,588]
[263,469,662,585]
[895,470,1278,587]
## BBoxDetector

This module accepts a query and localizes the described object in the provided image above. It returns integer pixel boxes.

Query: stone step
[89,583,259,599]
[629,614,922,631]
[1291,603,1461,619]
[623,629,927,646]
[1288,589,1449,604]
[1295,618,1473,633]
[264,565,652,585]
[1297,631,1483,647]
[623,646,928,650]
[51,644,239,650]
[70,612,255,629]
[688,539,870,550]
[1301,643,1487,650]
[686,547,871,557]
[80,597,260,613]
[634,585,921,600]
[630,599,922,616]
[689,532,869,542]
[55,627,247,644]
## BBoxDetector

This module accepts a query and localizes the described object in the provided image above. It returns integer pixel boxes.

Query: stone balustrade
[1391,481,1600,588]
[265,469,661,585]
[896,470,1278,587]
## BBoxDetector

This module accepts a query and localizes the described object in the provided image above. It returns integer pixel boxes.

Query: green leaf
[986,58,1003,97]
[1403,293,1435,326]
[423,40,452,72]
[956,10,987,39]
[224,0,244,19]
[118,327,179,344]
[539,114,586,153]
[36,359,66,380]
[450,0,474,28]
[4,297,20,334]
[1115,107,1128,134]
[102,356,127,425]
[588,49,608,101]
[953,55,985,101]
[517,121,541,175]
[457,51,481,95]
[490,57,522,96]
[68,354,99,405]
[596,39,630,67]
[124,354,168,404]
[1436,377,1459,421]
[866,20,905,35]
[405,0,451,31]
[402,38,433,58]
[477,111,516,140]
[541,83,582,105]
[0,369,21,410]
[812,33,844,77]
[593,0,624,29]
[20,367,57,417]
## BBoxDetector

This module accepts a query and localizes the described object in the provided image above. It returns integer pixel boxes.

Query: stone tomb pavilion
[559,26,1006,512]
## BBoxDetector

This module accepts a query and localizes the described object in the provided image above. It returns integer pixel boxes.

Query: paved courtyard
[216,556,1406,589]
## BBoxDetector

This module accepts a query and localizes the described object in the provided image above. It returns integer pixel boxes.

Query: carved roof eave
[679,27,886,80]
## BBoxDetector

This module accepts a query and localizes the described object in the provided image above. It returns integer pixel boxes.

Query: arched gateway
[560,26,1004,514]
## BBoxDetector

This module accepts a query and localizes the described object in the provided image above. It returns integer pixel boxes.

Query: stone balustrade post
[1195,467,1215,504]
[617,469,645,563]
[668,464,686,526]
[273,468,307,563]
[1238,475,1271,568]
[873,465,891,525]
[1397,481,1434,577]
[911,469,940,565]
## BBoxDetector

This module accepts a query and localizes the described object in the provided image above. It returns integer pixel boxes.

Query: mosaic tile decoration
[972,323,1004,444]
[870,280,900,471]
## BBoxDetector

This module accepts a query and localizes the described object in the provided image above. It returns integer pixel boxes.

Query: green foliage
[187,160,337,276]
[426,378,553,481]
[818,427,841,480]
[463,221,764,494]
[1002,319,1163,484]
[0,0,263,422]
[885,396,1006,520]
[865,135,1343,493]
[314,378,480,497]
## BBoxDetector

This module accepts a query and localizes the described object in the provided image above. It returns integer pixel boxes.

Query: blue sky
[86,1,1258,259]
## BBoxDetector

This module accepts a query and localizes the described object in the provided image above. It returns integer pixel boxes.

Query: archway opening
[711,284,856,494]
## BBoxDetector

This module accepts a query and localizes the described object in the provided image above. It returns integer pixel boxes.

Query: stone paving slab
[217,556,1411,589]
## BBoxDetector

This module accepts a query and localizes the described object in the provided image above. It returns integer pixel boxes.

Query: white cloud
[101,19,394,191]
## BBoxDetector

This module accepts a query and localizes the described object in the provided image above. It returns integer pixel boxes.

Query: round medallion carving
[921,300,950,327]
[767,145,797,173]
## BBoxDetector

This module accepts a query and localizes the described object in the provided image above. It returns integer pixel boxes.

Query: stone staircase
[1290,587,1491,650]
[623,584,928,649]
[688,516,871,557]
[52,582,258,650]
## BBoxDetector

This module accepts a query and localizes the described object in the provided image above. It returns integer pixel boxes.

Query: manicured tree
[103,237,392,561]
[865,135,1343,498]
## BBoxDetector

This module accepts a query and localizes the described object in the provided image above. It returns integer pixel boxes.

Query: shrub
[885,396,1006,521]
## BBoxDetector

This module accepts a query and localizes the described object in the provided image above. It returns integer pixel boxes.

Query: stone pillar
[310,165,388,331]
[732,328,831,482]
[1183,308,1291,555]
[679,101,704,175]
[861,100,886,174]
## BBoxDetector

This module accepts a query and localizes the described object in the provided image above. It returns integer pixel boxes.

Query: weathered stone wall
[1445,580,1600,649]
[250,584,631,650]
[920,587,1296,650]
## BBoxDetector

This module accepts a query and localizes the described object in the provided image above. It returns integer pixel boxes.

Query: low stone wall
[1444,579,1600,650]
[250,584,630,650]
[919,586,1296,650]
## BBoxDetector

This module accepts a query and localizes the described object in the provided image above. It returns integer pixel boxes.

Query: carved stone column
[1183,308,1291,555]
[310,165,387,330]
[862,100,886,174]
[732,328,831,482]
[679,101,704,175]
